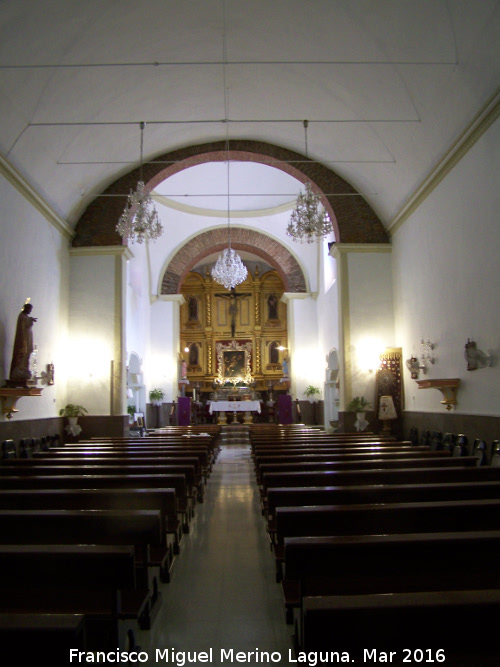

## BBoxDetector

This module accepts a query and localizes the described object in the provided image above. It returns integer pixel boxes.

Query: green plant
[346,396,372,412]
[304,385,321,398]
[149,388,164,403]
[127,405,136,417]
[59,404,88,418]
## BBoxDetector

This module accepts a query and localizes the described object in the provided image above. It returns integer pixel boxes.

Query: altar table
[208,400,261,424]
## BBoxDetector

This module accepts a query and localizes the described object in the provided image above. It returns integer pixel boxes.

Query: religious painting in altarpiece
[179,266,288,391]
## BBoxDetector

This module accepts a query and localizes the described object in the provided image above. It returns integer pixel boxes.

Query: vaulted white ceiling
[1,0,499,230]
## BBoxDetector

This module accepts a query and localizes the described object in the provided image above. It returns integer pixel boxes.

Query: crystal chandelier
[211,146,248,289]
[286,120,332,244]
[116,122,163,244]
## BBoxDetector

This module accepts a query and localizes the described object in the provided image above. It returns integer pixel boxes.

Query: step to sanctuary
[220,424,250,447]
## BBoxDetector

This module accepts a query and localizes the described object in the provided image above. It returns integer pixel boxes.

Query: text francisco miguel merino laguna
[69,647,396,664]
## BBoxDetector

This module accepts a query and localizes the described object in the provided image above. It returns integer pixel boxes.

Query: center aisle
[137,444,295,663]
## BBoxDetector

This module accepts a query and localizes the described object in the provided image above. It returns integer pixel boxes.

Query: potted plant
[346,396,372,432]
[149,388,164,407]
[59,403,88,426]
[346,396,372,413]
[304,385,321,403]
[127,404,135,424]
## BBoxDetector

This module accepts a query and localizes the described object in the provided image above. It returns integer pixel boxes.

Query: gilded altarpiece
[179,267,288,392]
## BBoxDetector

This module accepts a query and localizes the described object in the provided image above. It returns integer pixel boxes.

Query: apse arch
[160,226,307,295]
[73,139,388,248]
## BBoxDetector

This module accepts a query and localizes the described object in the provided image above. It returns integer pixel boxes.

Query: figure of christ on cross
[214,287,252,338]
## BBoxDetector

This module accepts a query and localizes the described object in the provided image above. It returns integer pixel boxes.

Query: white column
[281,292,323,401]
[68,246,132,416]
[331,243,394,411]
[148,294,185,402]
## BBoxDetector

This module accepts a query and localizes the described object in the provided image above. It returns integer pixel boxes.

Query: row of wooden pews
[0,425,221,657]
[249,424,500,665]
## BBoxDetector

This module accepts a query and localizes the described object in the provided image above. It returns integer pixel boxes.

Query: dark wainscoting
[402,411,500,444]
[297,400,324,426]
[0,417,63,444]
[0,415,129,446]
[74,415,129,439]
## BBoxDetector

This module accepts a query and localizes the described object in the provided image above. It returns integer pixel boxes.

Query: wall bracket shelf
[0,387,43,419]
[416,378,460,411]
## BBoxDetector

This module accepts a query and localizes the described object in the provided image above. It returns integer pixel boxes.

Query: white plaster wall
[317,242,340,428]
[125,243,151,411]
[67,254,117,415]
[393,117,500,415]
[0,175,70,420]
[317,239,339,360]
[286,296,324,401]
[146,298,179,402]
[347,250,395,404]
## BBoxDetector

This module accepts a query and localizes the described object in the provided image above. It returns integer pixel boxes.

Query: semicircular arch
[73,139,388,248]
[160,227,307,294]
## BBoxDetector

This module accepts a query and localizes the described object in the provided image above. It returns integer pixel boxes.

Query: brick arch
[161,227,307,294]
[73,139,388,248]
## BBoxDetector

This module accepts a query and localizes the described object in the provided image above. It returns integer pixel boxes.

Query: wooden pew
[273,497,500,582]
[52,444,214,475]
[254,451,459,483]
[0,544,148,651]
[286,530,500,646]
[300,589,500,664]
[37,448,211,480]
[253,444,430,458]
[0,613,87,659]
[267,479,500,523]
[0,469,192,530]
[0,487,180,572]
[251,437,405,451]
[6,456,205,503]
[259,457,480,511]
[0,460,197,490]
[261,465,500,510]
[0,509,166,638]
[83,435,219,465]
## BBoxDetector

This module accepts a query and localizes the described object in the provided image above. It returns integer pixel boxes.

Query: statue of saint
[9,302,37,384]
[180,359,188,379]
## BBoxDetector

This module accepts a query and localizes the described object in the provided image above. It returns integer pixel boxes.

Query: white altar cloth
[208,400,261,414]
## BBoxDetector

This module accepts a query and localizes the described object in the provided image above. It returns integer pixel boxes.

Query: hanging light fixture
[286,120,332,244]
[116,121,163,244]
[211,143,248,290]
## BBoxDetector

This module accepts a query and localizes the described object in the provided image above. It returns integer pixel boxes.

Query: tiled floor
[136,445,295,664]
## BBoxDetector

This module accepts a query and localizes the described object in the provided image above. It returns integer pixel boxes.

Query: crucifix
[214,287,252,338]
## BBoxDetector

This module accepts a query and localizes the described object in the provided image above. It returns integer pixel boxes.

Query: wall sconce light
[405,355,420,379]
[464,339,494,371]
[41,363,55,386]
